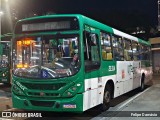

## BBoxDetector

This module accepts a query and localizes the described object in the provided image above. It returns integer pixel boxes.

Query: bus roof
[16,14,150,46]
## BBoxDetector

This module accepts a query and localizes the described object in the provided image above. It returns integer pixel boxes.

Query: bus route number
[108,66,115,72]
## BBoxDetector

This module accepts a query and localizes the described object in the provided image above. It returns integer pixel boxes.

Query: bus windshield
[0,42,10,68]
[13,34,80,79]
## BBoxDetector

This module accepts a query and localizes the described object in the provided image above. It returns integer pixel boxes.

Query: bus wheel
[140,76,145,91]
[101,84,111,111]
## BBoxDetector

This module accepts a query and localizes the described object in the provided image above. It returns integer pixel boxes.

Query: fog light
[55,102,60,108]
[72,87,76,91]
[24,100,28,106]
[13,84,25,96]
[13,85,16,90]
[67,92,72,96]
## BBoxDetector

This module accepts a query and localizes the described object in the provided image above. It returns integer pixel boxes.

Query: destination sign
[15,17,79,33]
[22,21,71,32]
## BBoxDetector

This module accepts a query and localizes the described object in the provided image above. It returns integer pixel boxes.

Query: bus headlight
[2,71,8,77]
[2,73,6,77]
[12,84,25,96]
[62,83,81,97]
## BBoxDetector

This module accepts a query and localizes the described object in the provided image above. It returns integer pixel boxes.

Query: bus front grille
[21,82,66,90]
[28,92,60,97]
[30,100,55,107]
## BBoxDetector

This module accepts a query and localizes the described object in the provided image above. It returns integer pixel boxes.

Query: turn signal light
[24,64,28,68]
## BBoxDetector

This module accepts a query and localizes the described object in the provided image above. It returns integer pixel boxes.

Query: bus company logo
[108,66,115,72]
[122,69,125,79]
[16,81,26,91]
[2,112,11,117]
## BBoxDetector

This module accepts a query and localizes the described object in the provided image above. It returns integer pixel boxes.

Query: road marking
[0,118,13,120]
[4,108,25,112]
[116,87,151,111]
[4,108,19,111]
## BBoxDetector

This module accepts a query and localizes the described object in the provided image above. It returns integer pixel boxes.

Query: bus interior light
[17,64,23,68]
[17,41,22,46]
[16,63,29,68]
[23,40,31,45]
[24,63,28,68]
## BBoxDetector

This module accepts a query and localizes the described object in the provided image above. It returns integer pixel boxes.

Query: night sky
[1,0,158,38]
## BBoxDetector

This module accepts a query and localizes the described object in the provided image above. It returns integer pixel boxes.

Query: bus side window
[132,41,139,60]
[100,32,112,60]
[124,38,133,61]
[83,31,100,72]
[112,35,124,61]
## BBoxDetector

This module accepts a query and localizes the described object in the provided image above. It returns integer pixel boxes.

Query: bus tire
[101,84,111,111]
[140,75,145,91]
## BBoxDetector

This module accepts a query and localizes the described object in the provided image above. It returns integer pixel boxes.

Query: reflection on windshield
[13,35,80,79]
[0,42,10,68]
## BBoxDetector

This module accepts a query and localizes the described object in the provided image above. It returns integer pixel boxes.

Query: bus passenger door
[83,26,102,110]
[132,42,141,89]
[122,38,134,93]
[133,61,141,89]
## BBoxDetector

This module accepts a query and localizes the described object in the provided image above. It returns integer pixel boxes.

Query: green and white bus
[12,14,152,112]
[0,34,12,84]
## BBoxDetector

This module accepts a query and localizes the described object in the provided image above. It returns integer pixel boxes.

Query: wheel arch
[104,79,115,99]
[141,73,145,82]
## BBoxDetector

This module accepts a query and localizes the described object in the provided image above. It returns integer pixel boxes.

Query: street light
[3,0,14,33]
[0,11,3,15]
[0,0,17,41]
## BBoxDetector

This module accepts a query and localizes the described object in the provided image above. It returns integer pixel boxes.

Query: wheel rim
[104,91,110,104]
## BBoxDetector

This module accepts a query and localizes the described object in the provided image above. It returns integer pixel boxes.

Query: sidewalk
[152,74,160,84]
[93,75,160,120]
[0,84,12,111]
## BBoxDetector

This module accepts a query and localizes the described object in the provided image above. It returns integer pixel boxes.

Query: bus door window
[83,31,100,72]
[23,40,31,65]
[16,37,42,68]
[137,44,143,60]
[100,32,112,60]
[124,38,133,61]
[112,35,124,61]
[143,46,149,61]
[132,41,139,60]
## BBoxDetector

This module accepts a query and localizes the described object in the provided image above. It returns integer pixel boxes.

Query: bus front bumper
[12,93,83,112]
